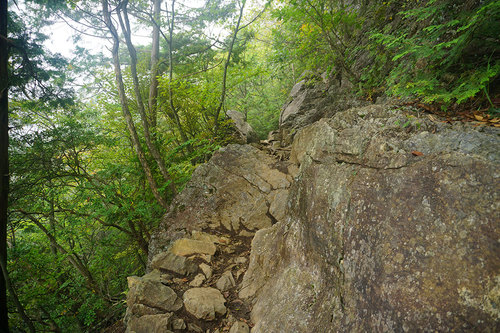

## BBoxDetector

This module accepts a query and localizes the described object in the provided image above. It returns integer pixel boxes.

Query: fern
[374,0,500,106]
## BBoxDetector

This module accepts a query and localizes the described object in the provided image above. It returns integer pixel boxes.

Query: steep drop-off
[125,75,499,332]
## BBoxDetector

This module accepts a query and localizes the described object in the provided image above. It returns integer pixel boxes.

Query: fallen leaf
[490,118,500,123]
[474,114,484,121]
[412,151,424,156]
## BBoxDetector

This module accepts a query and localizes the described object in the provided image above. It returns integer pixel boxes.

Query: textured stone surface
[229,321,249,333]
[242,105,500,332]
[127,278,183,313]
[279,72,367,146]
[216,271,236,292]
[170,238,216,257]
[199,263,212,279]
[189,273,206,287]
[150,251,198,276]
[226,110,259,143]
[149,144,292,263]
[127,313,174,333]
[183,287,227,321]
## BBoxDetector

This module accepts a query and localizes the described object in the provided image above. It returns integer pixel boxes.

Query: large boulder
[149,144,293,263]
[241,105,500,332]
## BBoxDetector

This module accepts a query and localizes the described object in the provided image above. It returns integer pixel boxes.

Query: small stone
[171,318,186,330]
[183,287,227,321]
[189,273,206,287]
[229,321,250,333]
[192,231,230,244]
[171,238,216,257]
[235,268,246,280]
[216,271,236,292]
[199,263,213,279]
[187,322,203,333]
[139,269,171,284]
[233,257,247,264]
[238,230,254,237]
[173,277,186,284]
[223,246,236,254]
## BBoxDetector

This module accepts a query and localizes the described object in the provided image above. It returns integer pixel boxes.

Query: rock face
[279,71,367,146]
[148,144,293,263]
[240,105,500,332]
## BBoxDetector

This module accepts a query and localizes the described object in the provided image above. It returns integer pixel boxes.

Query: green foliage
[372,0,500,105]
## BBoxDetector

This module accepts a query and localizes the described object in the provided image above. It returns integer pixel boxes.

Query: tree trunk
[214,0,246,135]
[166,0,190,145]
[0,254,35,333]
[117,1,176,195]
[0,0,10,329]
[149,0,161,129]
[101,0,169,210]
[19,211,102,295]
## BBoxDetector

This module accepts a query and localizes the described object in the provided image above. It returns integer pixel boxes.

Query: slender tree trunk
[0,255,35,333]
[149,0,161,128]
[48,197,57,255]
[117,1,176,195]
[214,0,246,135]
[101,0,169,210]
[166,0,189,144]
[19,211,102,295]
[0,0,10,329]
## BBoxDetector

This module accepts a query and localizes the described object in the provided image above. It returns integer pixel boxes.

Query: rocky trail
[119,72,499,332]
[122,139,296,333]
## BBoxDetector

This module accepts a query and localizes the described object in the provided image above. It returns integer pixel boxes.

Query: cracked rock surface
[242,105,500,332]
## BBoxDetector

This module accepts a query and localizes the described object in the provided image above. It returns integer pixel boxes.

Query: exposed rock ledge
[124,82,499,332]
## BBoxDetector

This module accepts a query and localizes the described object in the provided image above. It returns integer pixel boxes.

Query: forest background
[0,0,498,331]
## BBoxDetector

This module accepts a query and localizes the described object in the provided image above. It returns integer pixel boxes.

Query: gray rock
[199,263,213,279]
[183,287,227,321]
[127,313,174,333]
[171,318,186,330]
[127,304,162,317]
[233,256,247,265]
[279,73,367,146]
[227,110,259,143]
[242,105,500,332]
[189,273,206,287]
[187,323,203,333]
[127,278,183,313]
[148,144,291,263]
[216,271,236,291]
[229,321,249,333]
[170,238,216,257]
[150,251,198,276]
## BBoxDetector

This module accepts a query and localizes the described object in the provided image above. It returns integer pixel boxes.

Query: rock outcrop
[125,78,499,332]
[148,144,293,264]
[279,71,368,146]
[241,105,499,332]
[226,110,259,144]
